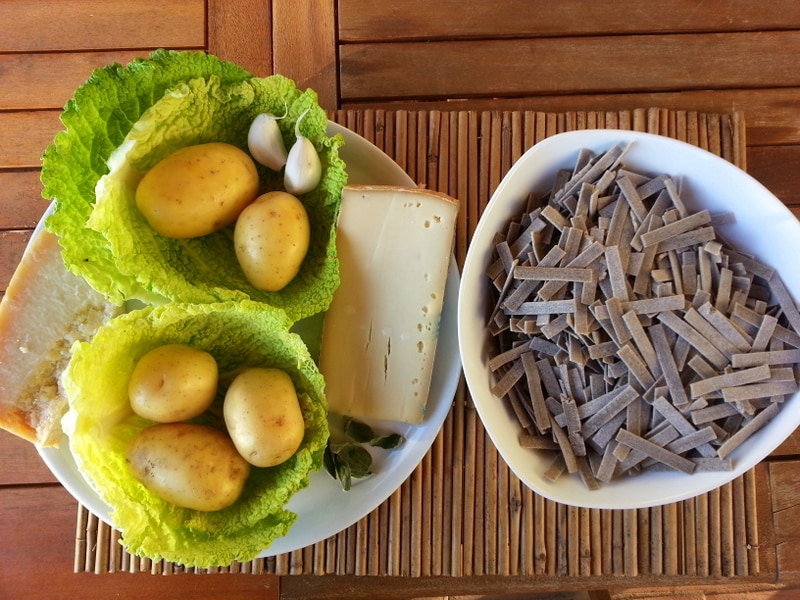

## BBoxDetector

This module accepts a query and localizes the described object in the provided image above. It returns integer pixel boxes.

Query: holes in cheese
[319,185,459,424]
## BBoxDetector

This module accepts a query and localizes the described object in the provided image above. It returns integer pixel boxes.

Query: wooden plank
[207,0,273,76]
[340,32,800,101]
[283,571,779,599]
[0,111,63,170]
[769,461,800,576]
[0,171,48,231]
[770,429,800,457]
[339,0,800,41]
[272,0,337,108]
[0,229,32,291]
[0,431,57,485]
[769,462,800,514]
[0,51,153,111]
[0,0,204,52]
[0,487,280,598]
[2,486,89,578]
[748,145,800,208]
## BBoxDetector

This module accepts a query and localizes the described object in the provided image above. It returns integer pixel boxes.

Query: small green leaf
[344,417,376,443]
[337,443,373,476]
[326,420,404,491]
[335,456,352,491]
[323,444,337,479]
[325,442,373,490]
[370,433,405,449]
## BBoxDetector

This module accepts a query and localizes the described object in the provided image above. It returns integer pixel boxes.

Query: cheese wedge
[0,230,121,446]
[319,185,459,424]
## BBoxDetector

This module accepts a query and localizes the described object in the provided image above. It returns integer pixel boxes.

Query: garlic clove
[284,109,322,195]
[248,113,288,171]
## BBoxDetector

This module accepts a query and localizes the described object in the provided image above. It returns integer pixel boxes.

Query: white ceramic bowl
[458,129,800,509]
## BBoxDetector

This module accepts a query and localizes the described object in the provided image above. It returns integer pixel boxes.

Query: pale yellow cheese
[0,230,121,446]
[319,185,458,424]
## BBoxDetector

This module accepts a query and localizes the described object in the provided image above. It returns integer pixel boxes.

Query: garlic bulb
[248,113,288,171]
[284,109,322,195]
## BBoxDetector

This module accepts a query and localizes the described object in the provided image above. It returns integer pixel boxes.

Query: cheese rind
[319,185,458,424]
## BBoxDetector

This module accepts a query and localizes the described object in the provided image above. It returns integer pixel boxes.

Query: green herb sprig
[324,418,405,491]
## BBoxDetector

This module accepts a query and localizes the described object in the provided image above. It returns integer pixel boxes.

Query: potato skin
[223,367,305,467]
[233,191,310,291]
[128,344,218,423]
[135,142,259,239]
[126,423,250,512]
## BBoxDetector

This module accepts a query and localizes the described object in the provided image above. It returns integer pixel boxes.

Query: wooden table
[2,2,800,599]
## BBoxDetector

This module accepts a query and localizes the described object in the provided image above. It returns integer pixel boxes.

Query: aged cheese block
[319,185,458,424]
[0,230,121,446]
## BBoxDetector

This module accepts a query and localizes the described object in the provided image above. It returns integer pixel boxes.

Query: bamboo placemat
[75,107,763,579]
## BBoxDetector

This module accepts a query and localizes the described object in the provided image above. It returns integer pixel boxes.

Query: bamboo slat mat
[75,107,764,579]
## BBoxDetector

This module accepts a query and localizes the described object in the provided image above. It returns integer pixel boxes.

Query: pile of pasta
[486,143,800,489]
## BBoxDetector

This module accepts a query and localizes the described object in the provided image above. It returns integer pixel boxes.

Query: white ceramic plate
[38,122,462,556]
[458,129,800,510]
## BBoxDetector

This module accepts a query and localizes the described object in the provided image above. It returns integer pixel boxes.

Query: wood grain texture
[272,0,337,108]
[0,430,57,485]
[769,462,800,576]
[0,0,205,52]
[2,486,89,578]
[339,0,800,41]
[748,146,800,208]
[339,32,800,101]
[0,111,65,169]
[0,51,152,111]
[769,462,800,514]
[0,488,280,600]
[0,169,49,294]
[771,428,800,456]
[0,230,32,291]
[207,0,273,76]
[0,171,48,230]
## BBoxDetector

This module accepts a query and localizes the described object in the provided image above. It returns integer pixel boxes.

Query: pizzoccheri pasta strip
[616,427,696,474]
[688,364,770,398]
[484,142,800,489]
[717,402,782,458]
[616,423,680,472]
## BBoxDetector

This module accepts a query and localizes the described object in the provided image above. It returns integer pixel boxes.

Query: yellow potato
[128,344,218,423]
[223,367,305,467]
[126,423,250,511]
[233,191,310,291]
[135,142,259,238]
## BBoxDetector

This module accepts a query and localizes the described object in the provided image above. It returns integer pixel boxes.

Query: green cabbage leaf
[41,49,347,321]
[63,300,329,567]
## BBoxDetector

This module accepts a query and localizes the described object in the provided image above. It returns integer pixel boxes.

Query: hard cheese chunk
[320,185,459,424]
[0,231,121,445]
